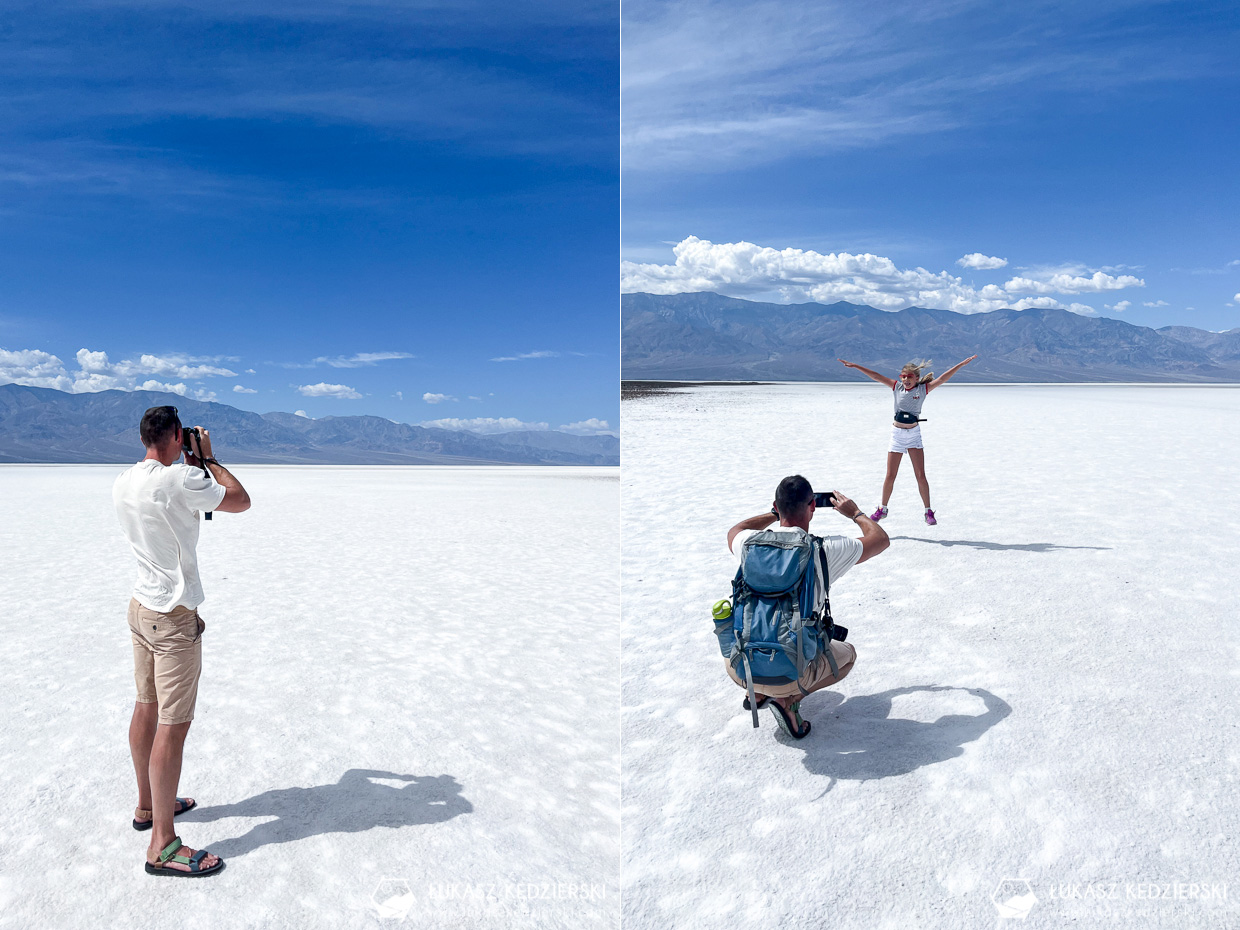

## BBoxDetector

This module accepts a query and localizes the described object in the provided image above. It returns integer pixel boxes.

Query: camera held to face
[181,426,204,459]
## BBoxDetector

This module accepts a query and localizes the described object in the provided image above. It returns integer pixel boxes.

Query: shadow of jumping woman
[795,686,1011,785]
[179,768,473,858]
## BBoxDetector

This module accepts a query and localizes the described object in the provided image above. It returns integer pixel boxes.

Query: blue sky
[621,0,1240,332]
[0,0,617,435]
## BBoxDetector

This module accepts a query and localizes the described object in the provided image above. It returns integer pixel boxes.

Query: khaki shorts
[726,640,857,699]
[128,598,205,726]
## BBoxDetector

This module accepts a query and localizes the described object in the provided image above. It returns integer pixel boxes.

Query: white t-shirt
[730,525,863,597]
[113,460,227,612]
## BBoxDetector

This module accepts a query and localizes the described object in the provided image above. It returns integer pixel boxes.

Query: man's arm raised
[727,510,779,553]
[187,427,251,513]
[829,491,889,564]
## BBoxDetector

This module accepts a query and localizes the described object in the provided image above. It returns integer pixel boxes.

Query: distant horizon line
[621,379,1240,388]
[0,381,619,438]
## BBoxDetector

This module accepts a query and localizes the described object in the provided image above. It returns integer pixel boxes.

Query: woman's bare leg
[881,451,902,506]
[908,447,931,508]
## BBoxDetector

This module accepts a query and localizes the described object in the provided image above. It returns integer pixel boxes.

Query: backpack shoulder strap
[811,535,839,677]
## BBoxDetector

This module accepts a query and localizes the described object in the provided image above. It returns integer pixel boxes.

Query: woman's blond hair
[900,359,934,386]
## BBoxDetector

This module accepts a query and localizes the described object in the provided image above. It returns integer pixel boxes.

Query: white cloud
[559,418,616,436]
[422,392,457,404]
[0,348,74,391]
[194,389,218,402]
[245,368,257,374]
[1234,293,1240,302]
[490,351,561,362]
[1105,300,1132,312]
[76,349,110,373]
[1004,270,1145,295]
[621,237,1144,314]
[621,236,1007,312]
[0,347,243,395]
[297,382,362,399]
[233,385,258,394]
[421,417,550,434]
[294,410,309,418]
[130,354,237,379]
[313,351,415,368]
[1143,300,1170,307]
[394,390,403,400]
[957,253,1007,270]
[137,379,188,395]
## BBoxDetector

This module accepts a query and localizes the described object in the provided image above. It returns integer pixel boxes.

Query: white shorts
[889,424,924,454]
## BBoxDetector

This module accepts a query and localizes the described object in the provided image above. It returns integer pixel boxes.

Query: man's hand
[183,426,251,513]
[829,490,863,520]
[183,426,213,467]
[191,426,215,462]
[829,489,889,564]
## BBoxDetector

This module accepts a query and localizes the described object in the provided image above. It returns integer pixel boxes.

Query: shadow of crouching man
[796,686,1012,782]
[179,769,473,858]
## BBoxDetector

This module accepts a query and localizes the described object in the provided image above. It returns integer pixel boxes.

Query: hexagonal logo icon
[371,878,415,921]
[991,878,1037,919]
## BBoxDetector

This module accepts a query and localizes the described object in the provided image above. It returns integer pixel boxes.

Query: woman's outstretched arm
[927,355,978,391]
[838,358,895,388]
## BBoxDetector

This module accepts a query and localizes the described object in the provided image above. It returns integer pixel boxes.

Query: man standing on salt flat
[113,405,251,877]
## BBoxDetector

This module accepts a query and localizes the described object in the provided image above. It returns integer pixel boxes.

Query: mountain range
[621,292,1240,382]
[0,384,619,466]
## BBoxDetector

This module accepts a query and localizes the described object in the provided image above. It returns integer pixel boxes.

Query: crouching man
[723,475,888,738]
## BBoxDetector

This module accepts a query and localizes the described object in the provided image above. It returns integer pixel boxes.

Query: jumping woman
[837,355,977,525]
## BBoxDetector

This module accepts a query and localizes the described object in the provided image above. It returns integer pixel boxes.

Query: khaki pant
[726,640,856,699]
[128,598,205,726]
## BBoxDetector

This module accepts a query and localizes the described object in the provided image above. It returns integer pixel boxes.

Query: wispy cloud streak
[622,0,1227,173]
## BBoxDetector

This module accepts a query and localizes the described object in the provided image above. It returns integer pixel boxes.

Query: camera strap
[812,537,839,678]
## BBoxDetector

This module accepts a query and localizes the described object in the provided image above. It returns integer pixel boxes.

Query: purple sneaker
[870,506,887,522]
[924,508,937,526]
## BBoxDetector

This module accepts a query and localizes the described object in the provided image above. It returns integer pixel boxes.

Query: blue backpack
[714,528,839,728]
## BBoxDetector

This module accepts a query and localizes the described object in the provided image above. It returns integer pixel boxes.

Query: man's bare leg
[129,701,159,813]
[147,721,218,871]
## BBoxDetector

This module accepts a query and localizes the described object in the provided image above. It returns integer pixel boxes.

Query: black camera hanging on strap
[813,536,848,644]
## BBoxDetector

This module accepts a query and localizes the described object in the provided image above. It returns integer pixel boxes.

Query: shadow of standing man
[183,769,473,858]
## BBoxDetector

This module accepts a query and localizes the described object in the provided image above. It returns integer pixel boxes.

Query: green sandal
[133,797,196,831]
[145,836,225,877]
[769,700,811,739]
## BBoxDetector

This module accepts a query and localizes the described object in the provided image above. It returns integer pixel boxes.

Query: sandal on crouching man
[769,700,811,739]
[145,837,225,877]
